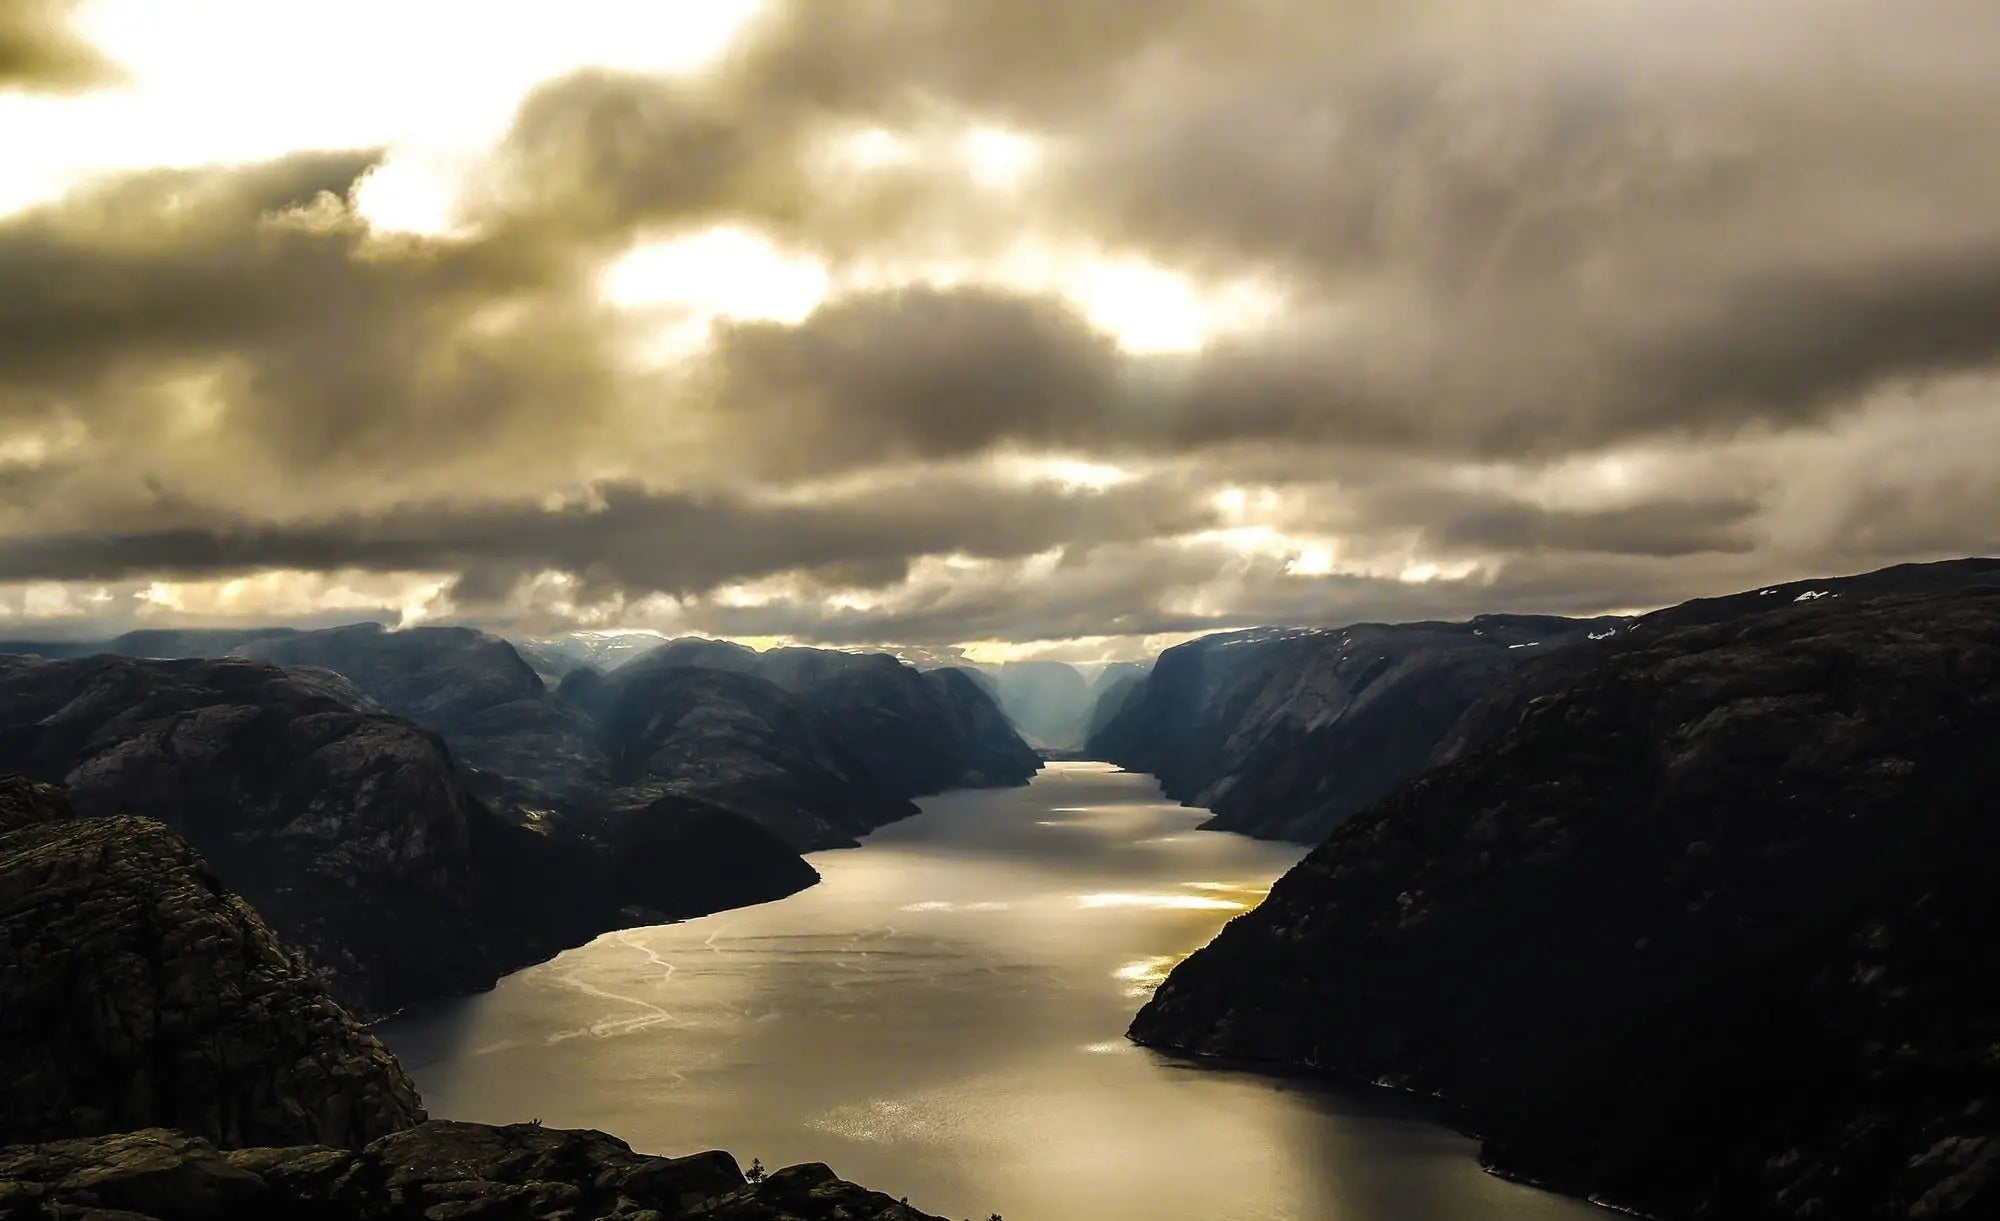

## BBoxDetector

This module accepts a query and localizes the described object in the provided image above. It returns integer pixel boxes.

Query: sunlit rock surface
[1132,583,2000,1219]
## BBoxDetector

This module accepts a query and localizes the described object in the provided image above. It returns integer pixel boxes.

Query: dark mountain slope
[582,662,914,849]
[0,777,936,1221]
[1084,665,1147,745]
[1438,555,2000,765]
[606,640,1040,806]
[232,624,610,818]
[0,654,807,1016]
[1131,586,2000,1219]
[1091,615,1612,842]
[0,778,424,1149]
[922,666,1047,783]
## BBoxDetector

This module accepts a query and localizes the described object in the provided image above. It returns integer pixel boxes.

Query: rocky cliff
[1130,585,2000,1219]
[0,777,425,1149]
[0,781,939,1220]
[1090,615,1611,842]
[0,654,811,1017]
[0,1123,943,1220]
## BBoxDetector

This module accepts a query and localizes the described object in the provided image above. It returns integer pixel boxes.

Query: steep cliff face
[1131,587,2000,1219]
[923,666,1046,783]
[0,778,424,1149]
[1090,615,1611,842]
[1083,666,1147,745]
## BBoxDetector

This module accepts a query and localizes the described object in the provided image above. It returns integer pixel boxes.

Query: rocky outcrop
[1130,585,2000,1219]
[0,655,811,1017]
[1090,615,1612,842]
[0,793,934,1221]
[0,1123,944,1220]
[0,780,423,1148]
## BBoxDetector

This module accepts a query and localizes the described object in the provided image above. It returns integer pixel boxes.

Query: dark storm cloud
[0,150,631,498]
[475,0,2000,460]
[0,1,118,92]
[1351,489,1762,559]
[705,288,1122,472]
[0,474,1218,595]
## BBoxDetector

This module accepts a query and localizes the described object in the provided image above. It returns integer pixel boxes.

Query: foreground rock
[0,779,424,1148]
[0,798,936,1220]
[1090,615,1612,842]
[0,1123,943,1220]
[0,656,811,1017]
[1131,586,2000,1218]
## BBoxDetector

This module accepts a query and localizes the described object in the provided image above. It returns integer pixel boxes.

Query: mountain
[1130,583,2000,1219]
[236,627,1037,849]
[755,647,1041,791]
[578,659,917,849]
[1436,556,2000,766]
[232,623,611,820]
[923,666,1048,782]
[0,626,300,662]
[599,638,1041,806]
[0,778,939,1221]
[0,777,424,1149]
[1089,615,1615,842]
[0,654,813,1016]
[1083,662,1149,745]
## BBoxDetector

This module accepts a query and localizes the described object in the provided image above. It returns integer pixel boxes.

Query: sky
[1,0,1996,661]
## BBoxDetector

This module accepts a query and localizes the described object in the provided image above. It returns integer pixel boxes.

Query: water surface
[382,762,1602,1221]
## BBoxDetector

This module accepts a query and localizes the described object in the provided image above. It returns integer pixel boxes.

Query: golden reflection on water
[1102,878,1276,996]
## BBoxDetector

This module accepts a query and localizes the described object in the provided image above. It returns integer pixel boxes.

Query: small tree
[745,1157,767,1184]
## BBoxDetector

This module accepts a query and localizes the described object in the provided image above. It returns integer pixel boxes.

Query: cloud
[0,1,1995,651]
[0,1,119,92]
